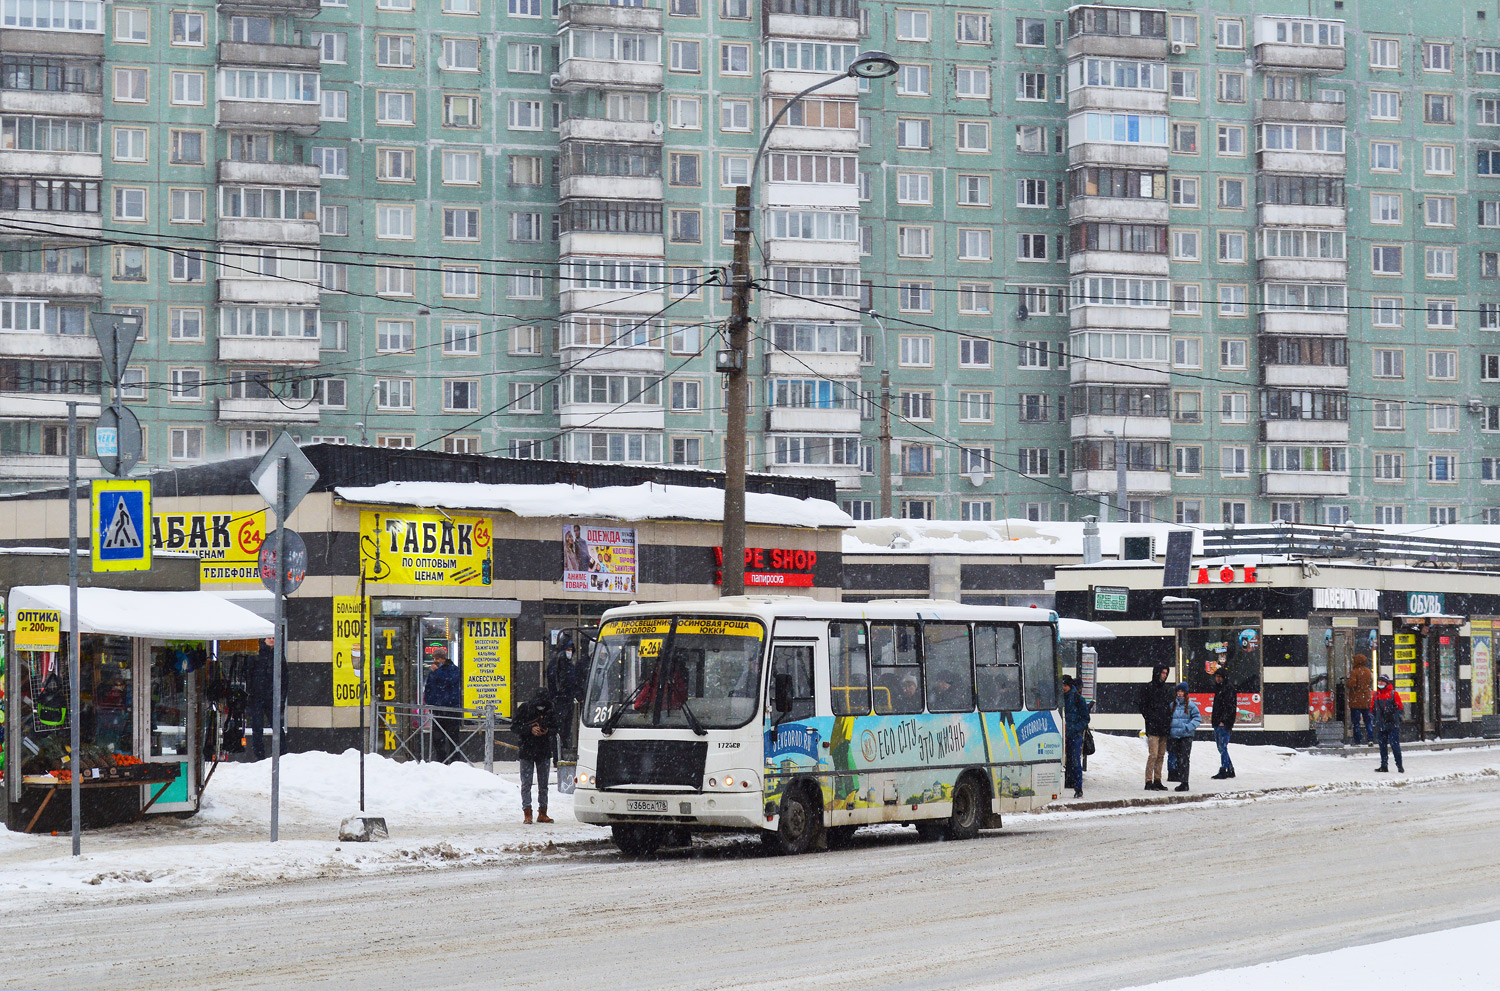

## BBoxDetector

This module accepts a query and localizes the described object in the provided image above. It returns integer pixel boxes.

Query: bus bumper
[573,786,766,831]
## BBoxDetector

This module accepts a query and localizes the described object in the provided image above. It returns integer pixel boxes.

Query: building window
[1170,177,1199,207]
[1424,41,1453,72]
[1215,17,1243,49]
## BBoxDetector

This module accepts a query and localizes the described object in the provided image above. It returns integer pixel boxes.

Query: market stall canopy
[334,481,852,528]
[1059,617,1116,641]
[7,586,273,639]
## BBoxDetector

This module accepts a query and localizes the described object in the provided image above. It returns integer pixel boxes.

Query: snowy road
[8,777,1500,991]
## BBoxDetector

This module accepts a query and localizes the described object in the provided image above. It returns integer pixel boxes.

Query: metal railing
[1201,525,1500,570]
[368,701,502,770]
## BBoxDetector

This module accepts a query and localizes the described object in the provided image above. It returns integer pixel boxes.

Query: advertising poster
[153,510,266,583]
[462,618,513,718]
[14,609,61,651]
[362,510,493,586]
[1472,621,1495,719]
[330,595,369,708]
[563,524,637,593]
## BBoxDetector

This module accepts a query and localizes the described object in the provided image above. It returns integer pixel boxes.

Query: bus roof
[598,596,1057,626]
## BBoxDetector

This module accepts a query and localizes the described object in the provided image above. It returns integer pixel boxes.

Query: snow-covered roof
[1058,617,1116,641]
[843,519,1190,556]
[334,481,851,529]
[7,586,273,639]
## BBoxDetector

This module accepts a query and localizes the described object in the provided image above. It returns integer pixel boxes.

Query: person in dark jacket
[1372,675,1405,773]
[246,637,285,761]
[1210,667,1237,780]
[1138,663,1175,791]
[513,692,558,823]
[1346,654,1374,745]
[1168,683,1202,792]
[424,647,464,764]
[1061,674,1090,798]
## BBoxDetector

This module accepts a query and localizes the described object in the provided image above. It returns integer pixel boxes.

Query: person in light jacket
[1168,683,1202,792]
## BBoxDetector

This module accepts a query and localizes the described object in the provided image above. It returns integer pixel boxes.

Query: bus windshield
[583,616,766,730]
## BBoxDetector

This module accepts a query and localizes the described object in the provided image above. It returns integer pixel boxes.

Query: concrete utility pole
[879,370,892,518]
[721,182,752,597]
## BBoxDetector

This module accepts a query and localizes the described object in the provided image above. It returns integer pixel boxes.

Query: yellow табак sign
[462,619,512,718]
[14,609,61,651]
[153,510,267,583]
[331,595,369,708]
[362,511,493,586]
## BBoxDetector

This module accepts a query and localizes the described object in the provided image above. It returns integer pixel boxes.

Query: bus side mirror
[773,673,793,714]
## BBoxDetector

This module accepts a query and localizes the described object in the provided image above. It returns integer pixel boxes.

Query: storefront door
[138,641,197,813]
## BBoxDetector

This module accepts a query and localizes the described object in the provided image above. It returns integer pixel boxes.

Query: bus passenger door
[766,621,826,820]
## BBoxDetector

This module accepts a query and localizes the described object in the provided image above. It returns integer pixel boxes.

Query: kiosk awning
[1059,617,1117,641]
[6,586,273,640]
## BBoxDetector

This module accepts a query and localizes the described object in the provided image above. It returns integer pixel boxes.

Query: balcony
[764,461,863,489]
[0,392,100,418]
[1068,305,1171,332]
[560,175,662,202]
[1068,359,1169,387]
[0,150,101,179]
[764,351,859,379]
[1262,364,1347,389]
[1257,258,1346,282]
[557,406,664,430]
[0,30,103,58]
[217,160,321,186]
[217,41,320,69]
[764,181,859,210]
[1256,150,1343,175]
[216,397,321,424]
[1071,468,1172,496]
[1258,311,1347,335]
[1068,251,1169,277]
[216,0,321,14]
[217,99,320,134]
[1261,419,1348,443]
[0,453,102,480]
[1067,87,1168,115]
[0,334,97,360]
[559,118,661,145]
[763,71,858,100]
[560,288,664,314]
[1255,44,1346,72]
[1258,203,1345,227]
[559,0,662,31]
[764,12,857,41]
[559,346,664,374]
[1068,143,1169,169]
[0,210,102,240]
[0,273,100,297]
[556,58,663,91]
[1065,34,1169,61]
[1070,414,1172,440]
[1259,470,1349,496]
[766,407,860,433]
[1069,197,1169,225]
[559,231,664,259]
[217,218,320,246]
[217,277,320,306]
[217,336,320,364]
[1256,99,1346,124]
[765,240,859,266]
[760,293,853,323]
[764,125,859,153]
[0,90,102,117]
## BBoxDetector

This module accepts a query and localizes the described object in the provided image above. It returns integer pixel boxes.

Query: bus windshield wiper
[602,676,651,735]
[680,700,707,736]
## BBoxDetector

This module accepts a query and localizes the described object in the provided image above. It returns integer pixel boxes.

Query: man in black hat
[1061,674,1090,798]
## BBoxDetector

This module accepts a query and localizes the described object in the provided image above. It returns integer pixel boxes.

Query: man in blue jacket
[1061,674,1090,799]
[424,647,464,764]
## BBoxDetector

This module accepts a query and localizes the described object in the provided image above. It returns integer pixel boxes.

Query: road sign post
[249,433,319,843]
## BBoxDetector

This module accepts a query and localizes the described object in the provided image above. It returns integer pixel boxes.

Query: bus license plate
[626,799,668,813]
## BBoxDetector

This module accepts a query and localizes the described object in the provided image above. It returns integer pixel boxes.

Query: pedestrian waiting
[1168,683,1201,792]
[1372,674,1405,774]
[1210,667,1237,780]
[1060,674,1090,799]
[513,691,558,823]
[1138,663,1175,791]
[1346,653,1374,746]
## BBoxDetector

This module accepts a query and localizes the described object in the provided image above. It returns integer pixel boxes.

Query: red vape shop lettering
[713,547,817,588]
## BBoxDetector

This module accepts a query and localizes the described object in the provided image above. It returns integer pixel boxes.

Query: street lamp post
[719,50,898,596]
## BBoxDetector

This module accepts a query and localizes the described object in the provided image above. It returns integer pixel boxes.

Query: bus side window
[770,644,815,721]
[829,621,871,715]
[923,623,974,713]
[1021,624,1058,711]
[975,624,1022,711]
[870,622,922,714]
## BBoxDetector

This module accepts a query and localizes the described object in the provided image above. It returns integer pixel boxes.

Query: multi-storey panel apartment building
[2,0,1499,527]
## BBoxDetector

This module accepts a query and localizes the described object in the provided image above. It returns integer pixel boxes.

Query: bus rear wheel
[612,823,666,857]
[945,776,984,841]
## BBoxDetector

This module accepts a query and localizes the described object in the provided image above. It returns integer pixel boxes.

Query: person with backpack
[1138,663,1175,791]
[1210,666,1237,780]
[1372,674,1405,774]
[513,691,558,823]
[1168,683,1202,792]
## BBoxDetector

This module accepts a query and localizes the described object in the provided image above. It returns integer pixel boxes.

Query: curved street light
[720,50,900,596]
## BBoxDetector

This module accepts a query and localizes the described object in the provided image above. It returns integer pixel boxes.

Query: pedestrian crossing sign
[91,479,152,572]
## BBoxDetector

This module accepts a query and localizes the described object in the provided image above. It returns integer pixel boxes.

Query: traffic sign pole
[67,400,81,857]
[271,455,286,843]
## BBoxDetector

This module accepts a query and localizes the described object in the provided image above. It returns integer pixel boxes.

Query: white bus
[573,596,1064,855]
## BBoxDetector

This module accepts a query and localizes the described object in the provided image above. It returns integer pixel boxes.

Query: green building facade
[3,0,1499,527]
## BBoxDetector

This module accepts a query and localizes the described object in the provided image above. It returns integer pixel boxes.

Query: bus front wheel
[612,823,666,857]
[767,785,821,855]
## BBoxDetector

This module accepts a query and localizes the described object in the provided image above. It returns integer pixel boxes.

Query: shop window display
[1179,614,1263,727]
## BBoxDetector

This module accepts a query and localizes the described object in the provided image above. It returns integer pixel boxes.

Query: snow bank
[1121,918,1500,989]
[336,481,851,529]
